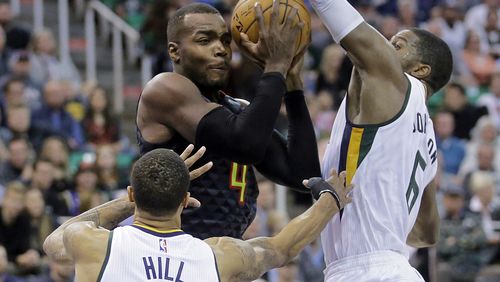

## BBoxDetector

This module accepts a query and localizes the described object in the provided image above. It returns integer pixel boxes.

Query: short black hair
[408,28,453,93]
[166,3,220,43]
[130,149,189,216]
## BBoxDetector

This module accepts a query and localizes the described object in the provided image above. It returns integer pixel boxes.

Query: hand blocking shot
[43,144,353,282]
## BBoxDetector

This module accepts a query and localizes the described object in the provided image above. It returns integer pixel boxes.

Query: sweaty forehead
[392,30,418,44]
[183,13,227,35]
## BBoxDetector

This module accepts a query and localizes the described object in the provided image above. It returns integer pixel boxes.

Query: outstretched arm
[43,145,212,262]
[207,171,353,281]
[310,0,408,124]
[43,196,134,262]
[407,180,440,248]
[255,53,321,191]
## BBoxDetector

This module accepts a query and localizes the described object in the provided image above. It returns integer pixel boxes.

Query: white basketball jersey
[321,74,438,263]
[98,225,220,282]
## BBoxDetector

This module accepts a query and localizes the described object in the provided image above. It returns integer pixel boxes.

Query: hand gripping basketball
[303,170,353,210]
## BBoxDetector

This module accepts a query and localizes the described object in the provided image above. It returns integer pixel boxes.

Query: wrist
[286,76,303,92]
[264,62,290,78]
[319,190,341,210]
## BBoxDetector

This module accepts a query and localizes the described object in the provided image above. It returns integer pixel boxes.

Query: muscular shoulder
[141,72,202,109]
[63,222,110,260]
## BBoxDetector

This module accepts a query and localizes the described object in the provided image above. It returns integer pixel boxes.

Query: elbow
[42,234,55,258]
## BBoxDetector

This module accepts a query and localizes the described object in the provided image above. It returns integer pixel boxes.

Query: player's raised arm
[310,0,406,90]
[206,171,353,281]
[139,1,302,165]
[254,49,321,191]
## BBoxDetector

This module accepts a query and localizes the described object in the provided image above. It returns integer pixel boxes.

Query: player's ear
[410,63,431,80]
[127,186,135,203]
[183,192,190,208]
[168,42,180,64]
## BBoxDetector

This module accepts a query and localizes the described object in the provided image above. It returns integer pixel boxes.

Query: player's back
[321,74,438,263]
[136,93,259,239]
[99,225,220,282]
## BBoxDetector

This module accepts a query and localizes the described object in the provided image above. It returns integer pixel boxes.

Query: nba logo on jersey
[159,239,167,253]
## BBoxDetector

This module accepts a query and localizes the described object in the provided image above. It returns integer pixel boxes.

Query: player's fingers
[239,33,255,47]
[254,2,266,34]
[179,144,194,161]
[189,161,213,180]
[270,0,280,27]
[346,184,354,193]
[284,7,298,27]
[186,196,201,208]
[339,171,347,185]
[184,146,206,168]
[302,179,309,188]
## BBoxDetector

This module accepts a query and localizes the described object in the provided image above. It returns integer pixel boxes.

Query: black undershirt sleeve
[195,72,286,164]
[255,90,321,192]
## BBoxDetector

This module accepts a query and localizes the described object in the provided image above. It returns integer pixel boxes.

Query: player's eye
[197,38,210,45]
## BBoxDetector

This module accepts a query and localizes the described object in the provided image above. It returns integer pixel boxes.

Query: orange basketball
[231,0,311,56]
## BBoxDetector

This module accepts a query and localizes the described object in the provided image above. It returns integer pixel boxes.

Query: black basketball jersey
[136,95,259,239]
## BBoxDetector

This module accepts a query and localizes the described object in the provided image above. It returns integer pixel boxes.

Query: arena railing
[85,0,147,114]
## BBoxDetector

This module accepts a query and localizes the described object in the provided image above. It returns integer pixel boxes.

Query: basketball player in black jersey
[136,2,320,239]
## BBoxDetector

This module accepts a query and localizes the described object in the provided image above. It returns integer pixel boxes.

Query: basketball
[231,0,311,56]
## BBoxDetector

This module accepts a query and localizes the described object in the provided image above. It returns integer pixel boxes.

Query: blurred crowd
[0,0,499,281]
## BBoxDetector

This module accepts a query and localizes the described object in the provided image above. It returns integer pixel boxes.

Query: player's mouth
[207,64,229,73]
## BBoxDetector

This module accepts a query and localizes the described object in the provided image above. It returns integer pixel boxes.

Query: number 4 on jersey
[229,162,248,206]
[406,151,427,213]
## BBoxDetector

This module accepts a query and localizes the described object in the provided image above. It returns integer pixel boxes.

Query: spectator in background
[477,71,500,131]
[0,182,40,274]
[95,145,128,195]
[465,0,499,34]
[140,0,178,75]
[427,3,467,78]
[480,8,500,59]
[315,44,347,110]
[1,78,27,111]
[462,30,497,87]
[437,182,488,282]
[442,82,488,139]
[0,104,36,147]
[24,189,54,260]
[0,1,30,50]
[82,86,120,150]
[298,239,324,282]
[29,30,80,89]
[460,117,500,176]
[60,80,85,123]
[1,52,42,110]
[38,137,69,183]
[0,244,25,282]
[28,158,69,218]
[397,0,416,28]
[29,259,73,282]
[31,81,84,150]
[435,111,466,174]
[469,171,500,245]
[0,26,10,77]
[67,163,103,216]
[0,138,32,186]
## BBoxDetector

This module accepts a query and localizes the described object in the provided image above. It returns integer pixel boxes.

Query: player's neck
[133,211,181,231]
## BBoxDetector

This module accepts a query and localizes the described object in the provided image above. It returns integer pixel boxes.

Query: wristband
[308,177,342,209]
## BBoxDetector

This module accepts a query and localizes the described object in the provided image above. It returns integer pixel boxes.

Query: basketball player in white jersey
[43,144,353,282]
[309,0,453,281]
